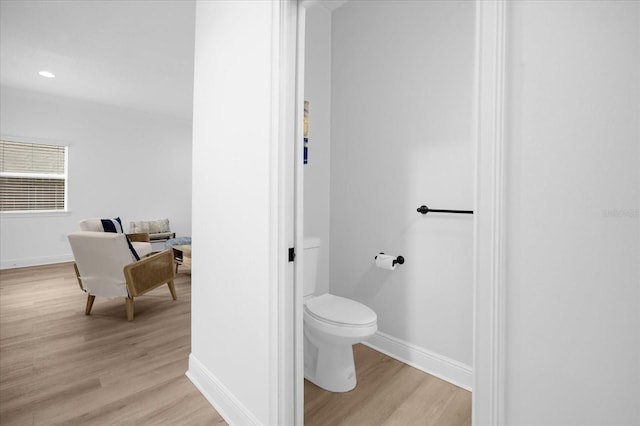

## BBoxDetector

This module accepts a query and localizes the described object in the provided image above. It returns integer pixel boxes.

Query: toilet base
[304,333,356,392]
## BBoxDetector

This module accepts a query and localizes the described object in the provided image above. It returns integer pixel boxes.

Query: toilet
[303,237,377,392]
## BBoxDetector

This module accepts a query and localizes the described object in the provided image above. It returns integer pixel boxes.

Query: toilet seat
[305,294,377,327]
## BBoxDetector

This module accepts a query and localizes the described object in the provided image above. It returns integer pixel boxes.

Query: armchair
[68,231,177,320]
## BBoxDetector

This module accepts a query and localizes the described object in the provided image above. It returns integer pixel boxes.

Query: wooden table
[172,244,191,271]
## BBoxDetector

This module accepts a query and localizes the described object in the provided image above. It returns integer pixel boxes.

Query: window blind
[0,140,67,212]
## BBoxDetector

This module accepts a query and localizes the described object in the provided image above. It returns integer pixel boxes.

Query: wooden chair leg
[167,281,177,300]
[125,297,134,321]
[85,294,96,315]
[74,263,85,291]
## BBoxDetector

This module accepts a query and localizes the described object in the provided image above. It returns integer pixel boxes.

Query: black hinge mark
[288,247,296,262]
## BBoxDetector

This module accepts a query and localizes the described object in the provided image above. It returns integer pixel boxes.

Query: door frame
[270,0,301,424]
[472,0,507,424]
[286,0,508,424]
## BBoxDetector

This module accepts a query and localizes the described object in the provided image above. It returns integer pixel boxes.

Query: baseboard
[186,353,262,425]
[363,331,472,391]
[0,254,74,270]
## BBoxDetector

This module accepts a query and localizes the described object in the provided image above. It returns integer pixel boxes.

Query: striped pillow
[101,217,124,234]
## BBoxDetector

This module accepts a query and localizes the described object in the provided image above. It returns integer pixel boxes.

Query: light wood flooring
[2,262,471,426]
[305,344,471,426]
[0,262,225,425]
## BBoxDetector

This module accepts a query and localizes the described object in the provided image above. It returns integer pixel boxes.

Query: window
[0,140,68,212]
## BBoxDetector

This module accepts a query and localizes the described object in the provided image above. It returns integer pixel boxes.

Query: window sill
[0,210,72,218]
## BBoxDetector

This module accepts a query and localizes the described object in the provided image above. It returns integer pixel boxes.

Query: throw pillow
[130,221,150,234]
[101,217,124,233]
[148,219,170,234]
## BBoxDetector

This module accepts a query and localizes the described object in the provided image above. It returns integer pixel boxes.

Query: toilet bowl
[304,293,377,392]
[303,237,378,392]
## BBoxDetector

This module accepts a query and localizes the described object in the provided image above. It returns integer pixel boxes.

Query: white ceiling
[0,0,196,120]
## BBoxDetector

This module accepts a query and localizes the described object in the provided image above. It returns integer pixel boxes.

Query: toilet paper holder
[375,253,405,266]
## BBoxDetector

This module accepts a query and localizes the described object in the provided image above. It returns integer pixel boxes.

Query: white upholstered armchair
[68,231,176,320]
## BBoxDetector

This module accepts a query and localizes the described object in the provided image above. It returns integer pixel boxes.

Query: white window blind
[0,140,68,212]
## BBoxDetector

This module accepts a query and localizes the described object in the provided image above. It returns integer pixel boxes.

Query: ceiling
[0,0,196,120]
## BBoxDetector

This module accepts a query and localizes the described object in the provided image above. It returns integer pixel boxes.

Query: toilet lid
[305,294,377,327]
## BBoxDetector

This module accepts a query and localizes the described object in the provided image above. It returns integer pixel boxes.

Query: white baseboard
[0,254,74,270]
[363,331,472,391]
[186,353,262,425]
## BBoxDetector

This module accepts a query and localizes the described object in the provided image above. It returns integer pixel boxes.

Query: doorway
[293,0,499,423]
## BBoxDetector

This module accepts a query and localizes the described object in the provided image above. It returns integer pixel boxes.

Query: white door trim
[472,0,507,425]
[271,1,299,425]
[293,3,307,426]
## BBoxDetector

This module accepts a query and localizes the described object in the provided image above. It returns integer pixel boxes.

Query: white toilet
[303,237,377,392]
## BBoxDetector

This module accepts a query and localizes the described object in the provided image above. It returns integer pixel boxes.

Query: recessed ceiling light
[38,70,55,78]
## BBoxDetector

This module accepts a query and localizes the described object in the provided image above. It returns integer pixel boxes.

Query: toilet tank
[303,237,321,297]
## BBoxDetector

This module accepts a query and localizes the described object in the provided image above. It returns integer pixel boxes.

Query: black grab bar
[417,205,473,215]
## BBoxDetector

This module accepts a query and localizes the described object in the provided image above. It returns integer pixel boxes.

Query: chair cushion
[131,241,152,258]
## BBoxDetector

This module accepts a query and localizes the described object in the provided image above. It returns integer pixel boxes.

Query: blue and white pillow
[101,217,124,233]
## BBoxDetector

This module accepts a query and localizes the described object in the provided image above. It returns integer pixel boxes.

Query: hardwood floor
[305,344,471,426]
[0,262,225,425]
[2,262,471,426]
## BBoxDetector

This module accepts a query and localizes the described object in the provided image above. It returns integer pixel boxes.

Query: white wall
[504,1,639,424]
[188,1,284,424]
[329,0,475,386]
[303,5,332,296]
[0,87,192,269]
